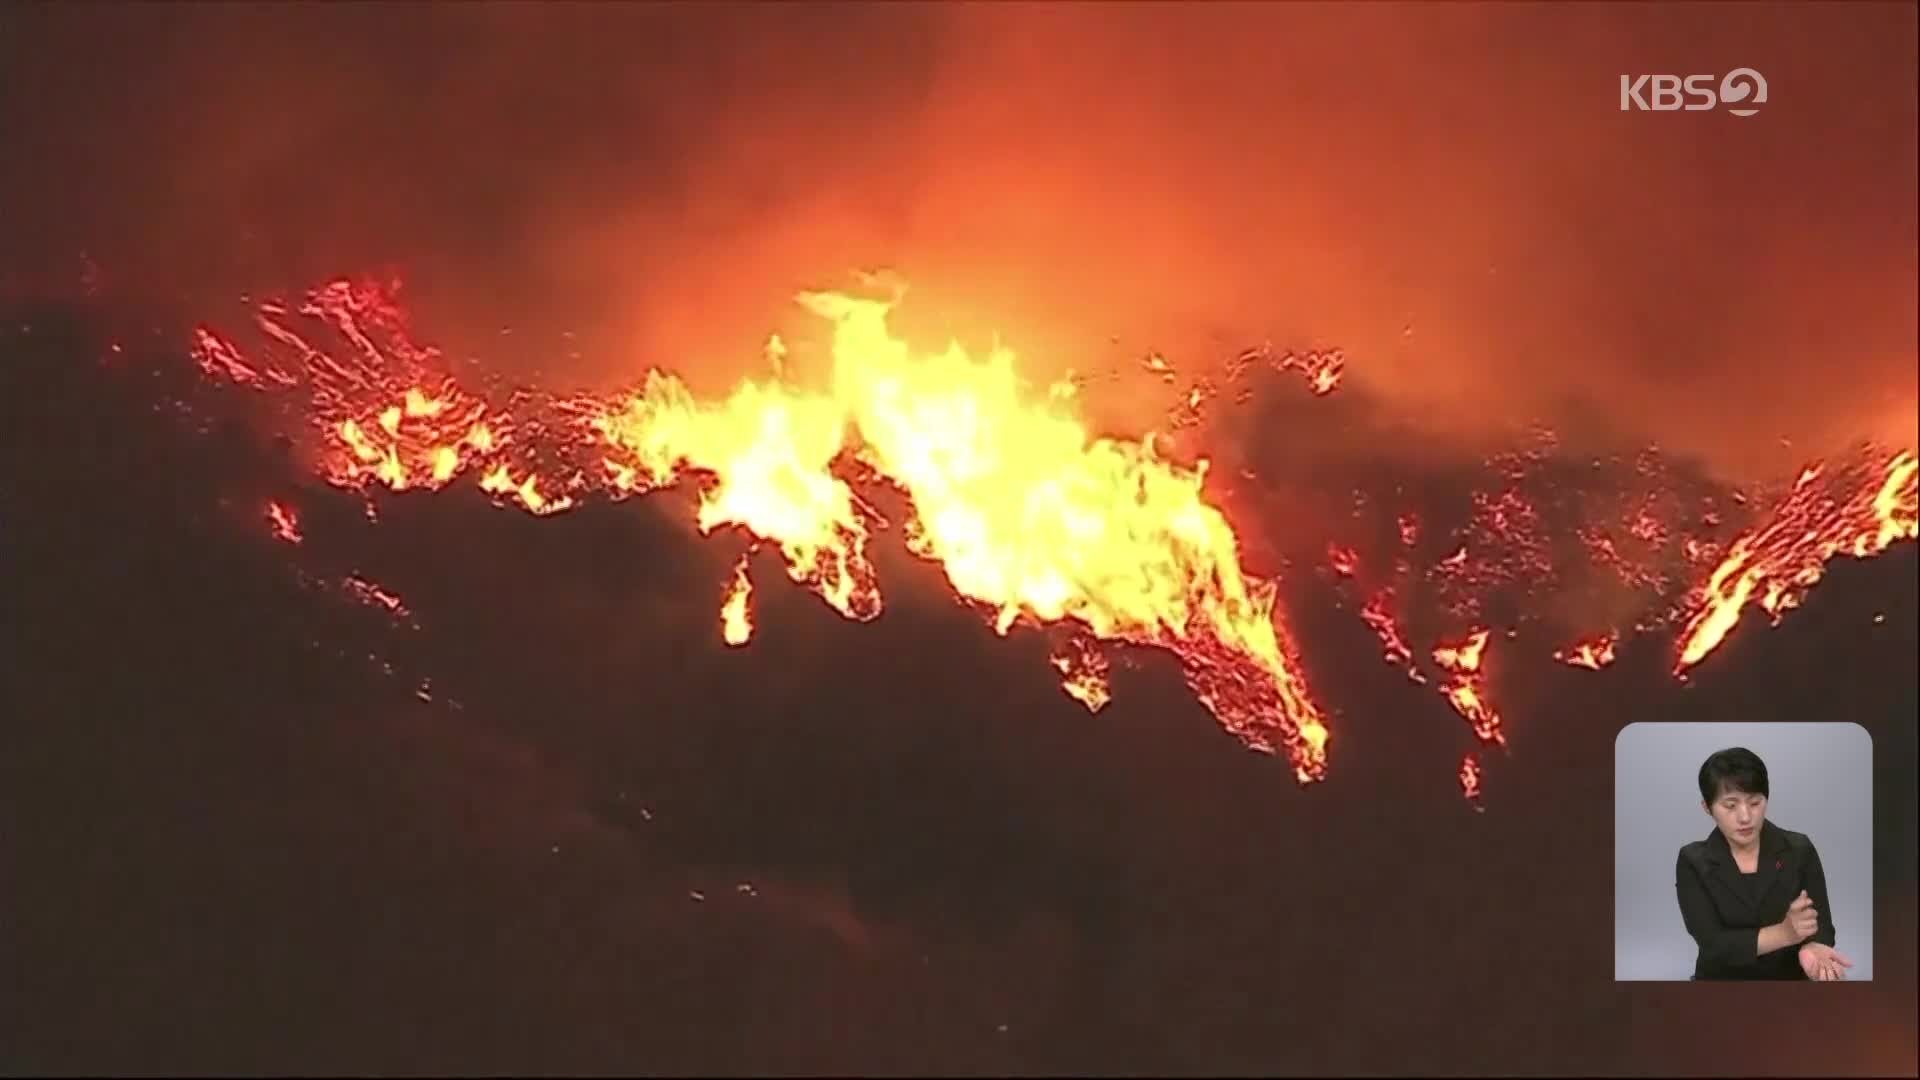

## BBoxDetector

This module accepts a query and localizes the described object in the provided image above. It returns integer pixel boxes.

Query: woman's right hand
[1781,890,1819,942]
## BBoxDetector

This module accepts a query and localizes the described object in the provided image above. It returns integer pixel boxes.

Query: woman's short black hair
[1698,747,1770,802]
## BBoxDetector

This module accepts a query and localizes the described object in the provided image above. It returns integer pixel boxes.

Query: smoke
[886,3,1919,479]
[3,3,1913,479]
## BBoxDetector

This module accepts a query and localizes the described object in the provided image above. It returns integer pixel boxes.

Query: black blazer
[1675,820,1837,980]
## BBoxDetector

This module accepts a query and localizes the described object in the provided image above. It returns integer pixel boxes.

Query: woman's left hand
[1798,942,1854,982]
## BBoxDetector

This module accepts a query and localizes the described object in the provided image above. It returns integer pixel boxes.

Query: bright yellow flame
[721,557,754,647]
[430,445,459,483]
[596,289,1329,778]
[187,277,1920,789]
[1433,628,1504,746]
[1555,632,1617,671]
[404,387,446,418]
[198,278,1337,780]
[1677,449,1917,672]
[764,332,788,378]
[596,371,879,620]
[479,464,574,516]
[1458,753,1485,807]
[1049,636,1113,713]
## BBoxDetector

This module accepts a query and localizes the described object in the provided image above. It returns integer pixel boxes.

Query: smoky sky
[2,1,1915,478]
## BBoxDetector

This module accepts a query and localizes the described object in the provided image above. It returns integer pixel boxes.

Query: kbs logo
[1619,69,1768,116]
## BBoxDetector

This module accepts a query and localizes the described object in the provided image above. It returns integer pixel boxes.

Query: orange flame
[1433,628,1504,746]
[193,326,292,387]
[266,501,302,545]
[1328,544,1359,578]
[1049,635,1113,713]
[1675,449,1917,673]
[721,557,754,647]
[1223,343,1345,397]
[326,384,490,495]
[1358,588,1423,683]
[181,275,1914,790]
[594,369,882,621]
[1307,363,1343,396]
[343,574,408,618]
[197,278,1330,781]
[1555,632,1617,671]
[479,463,574,516]
[591,290,1329,778]
[1459,753,1484,807]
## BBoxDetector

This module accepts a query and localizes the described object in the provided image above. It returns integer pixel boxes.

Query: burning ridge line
[197,277,1332,781]
[181,275,1916,797]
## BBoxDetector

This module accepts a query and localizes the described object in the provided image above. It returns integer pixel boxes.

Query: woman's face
[1704,785,1768,846]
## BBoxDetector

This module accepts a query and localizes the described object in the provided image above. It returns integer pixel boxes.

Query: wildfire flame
[1225,343,1345,397]
[343,574,409,618]
[1459,753,1484,808]
[1674,450,1918,673]
[1049,635,1114,713]
[1328,544,1359,578]
[191,278,1331,780]
[479,463,574,516]
[1555,632,1617,671]
[594,367,884,622]
[803,290,1328,775]
[1315,432,1914,800]
[1358,588,1423,684]
[171,275,1918,798]
[1432,629,1505,747]
[266,501,302,545]
[721,557,754,647]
